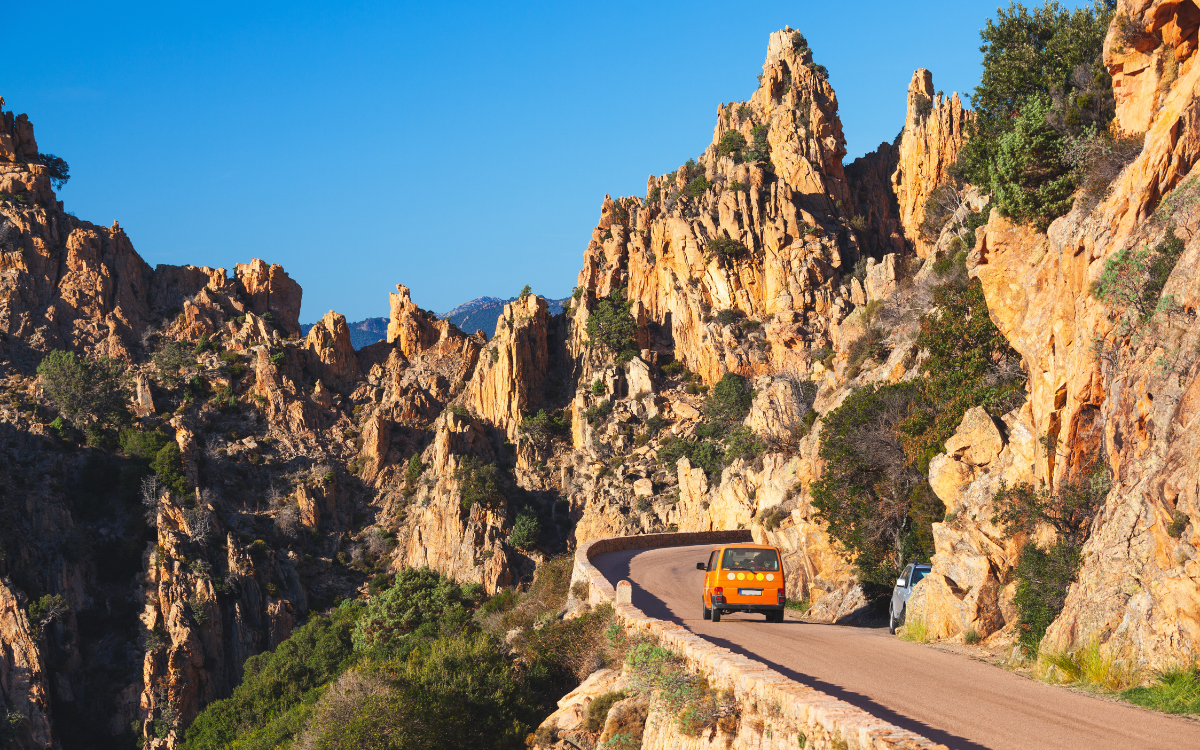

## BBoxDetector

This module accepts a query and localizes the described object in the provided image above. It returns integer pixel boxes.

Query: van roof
[712,543,778,550]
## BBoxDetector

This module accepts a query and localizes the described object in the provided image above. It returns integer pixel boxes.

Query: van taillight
[713,587,723,597]
[777,589,786,605]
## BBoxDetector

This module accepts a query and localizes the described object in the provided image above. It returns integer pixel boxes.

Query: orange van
[696,543,786,622]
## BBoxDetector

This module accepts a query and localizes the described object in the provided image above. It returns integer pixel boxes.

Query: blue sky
[6,1,1094,323]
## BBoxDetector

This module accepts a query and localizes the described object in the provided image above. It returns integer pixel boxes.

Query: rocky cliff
[4,8,1200,748]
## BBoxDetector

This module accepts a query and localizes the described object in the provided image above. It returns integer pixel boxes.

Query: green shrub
[405,454,424,485]
[37,349,126,426]
[353,568,479,655]
[743,124,770,163]
[704,373,753,428]
[992,463,1108,654]
[508,507,540,551]
[447,404,470,419]
[1094,230,1186,323]
[1168,511,1190,538]
[28,594,68,637]
[454,457,504,510]
[592,378,606,396]
[683,175,711,198]
[119,427,170,460]
[300,633,537,750]
[657,436,721,478]
[810,383,942,592]
[585,400,613,424]
[519,409,569,450]
[716,130,746,160]
[152,340,194,386]
[723,426,765,464]
[38,152,70,189]
[150,441,191,496]
[584,690,627,731]
[586,288,637,358]
[706,237,747,259]
[182,607,361,750]
[989,96,1076,228]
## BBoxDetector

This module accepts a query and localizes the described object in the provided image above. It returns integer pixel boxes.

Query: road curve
[592,544,1200,750]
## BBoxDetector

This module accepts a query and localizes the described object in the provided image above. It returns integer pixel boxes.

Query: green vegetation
[811,274,1023,593]
[28,594,68,638]
[658,373,758,477]
[151,340,194,386]
[624,643,735,737]
[518,284,532,302]
[508,507,541,551]
[454,457,505,510]
[37,349,126,427]
[658,436,722,476]
[957,1,1116,228]
[702,372,754,429]
[583,690,626,731]
[1123,667,1200,715]
[716,130,746,161]
[1093,230,1186,325]
[519,409,570,450]
[706,236,747,259]
[38,152,70,190]
[353,568,480,654]
[150,441,191,496]
[743,124,770,164]
[683,174,711,198]
[585,399,613,424]
[186,563,590,750]
[404,454,424,487]
[586,287,637,359]
[993,462,1108,654]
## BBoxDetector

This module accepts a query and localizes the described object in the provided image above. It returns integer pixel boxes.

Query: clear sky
[6,1,1095,323]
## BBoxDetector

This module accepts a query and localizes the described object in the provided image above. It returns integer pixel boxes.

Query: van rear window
[722,548,780,572]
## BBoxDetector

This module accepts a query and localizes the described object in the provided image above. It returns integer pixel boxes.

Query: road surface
[593,544,1200,750]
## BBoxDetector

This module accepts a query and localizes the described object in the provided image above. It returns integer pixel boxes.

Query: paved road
[593,544,1200,750]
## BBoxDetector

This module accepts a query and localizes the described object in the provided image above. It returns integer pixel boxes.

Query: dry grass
[1038,641,1139,691]
[898,616,929,644]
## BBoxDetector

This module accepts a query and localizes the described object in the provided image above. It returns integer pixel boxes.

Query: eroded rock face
[0,577,52,750]
[569,26,865,386]
[465,294,549,439]
[891,70,973,257]
[234,259,302,337]
[386,284,440,358]
[909,405,1037,641]
[304,310,360,393]
[950,2,1200,668]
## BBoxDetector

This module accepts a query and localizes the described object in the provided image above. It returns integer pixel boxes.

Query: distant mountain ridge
[440,295,568,338]
[300,295,568,349]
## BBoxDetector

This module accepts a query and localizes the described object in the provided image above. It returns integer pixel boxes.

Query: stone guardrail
[573,531,949,750]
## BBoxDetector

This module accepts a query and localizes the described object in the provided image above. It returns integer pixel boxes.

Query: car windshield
[722,548,780,572]
[911,567,930,585]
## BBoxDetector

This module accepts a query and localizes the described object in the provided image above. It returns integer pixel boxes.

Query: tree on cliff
[958,0,1117,228]
[37,152,69,190]
[586,287,637,359]
[37,349,126,427]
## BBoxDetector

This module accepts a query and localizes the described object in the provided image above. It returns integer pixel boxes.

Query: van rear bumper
[715,602,785,613]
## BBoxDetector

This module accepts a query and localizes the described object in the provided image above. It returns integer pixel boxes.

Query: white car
[889,563,931,634]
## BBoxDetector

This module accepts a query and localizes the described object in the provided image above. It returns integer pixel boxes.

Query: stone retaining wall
[573,531,948,750]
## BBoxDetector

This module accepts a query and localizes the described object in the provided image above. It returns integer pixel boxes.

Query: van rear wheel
[711,608,722,622]
[702,600,711,620]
